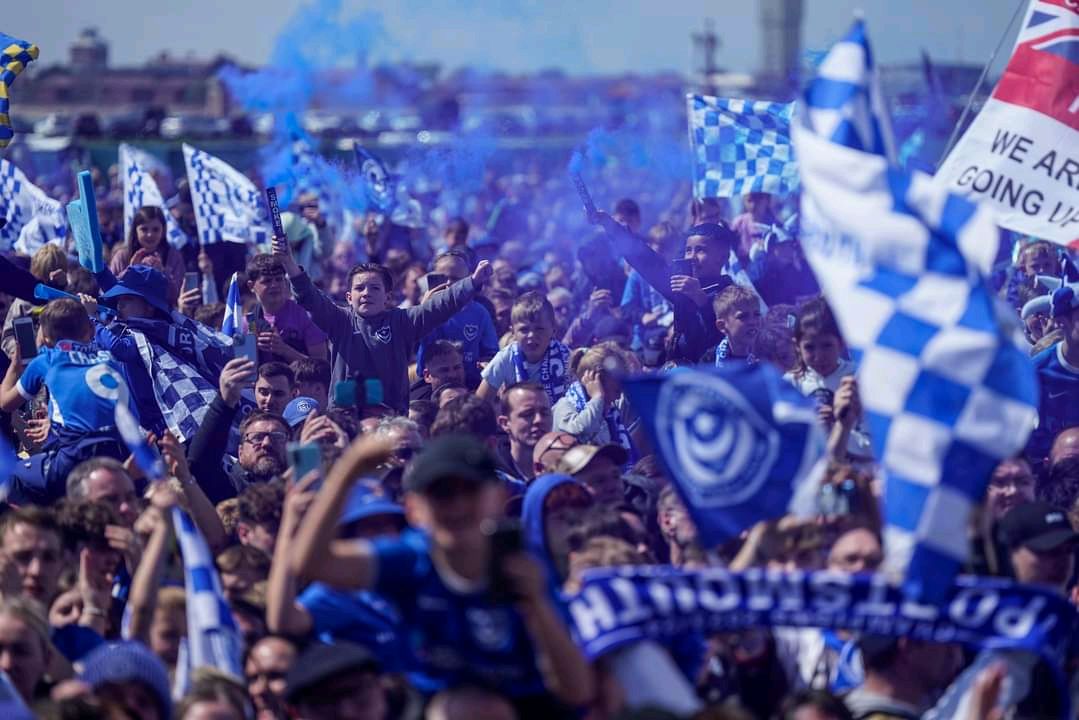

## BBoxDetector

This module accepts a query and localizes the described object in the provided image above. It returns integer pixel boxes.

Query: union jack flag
[994,0,1079,130]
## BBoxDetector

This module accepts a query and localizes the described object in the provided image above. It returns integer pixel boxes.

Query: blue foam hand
[65,171,104,273]
[32,283,115,317]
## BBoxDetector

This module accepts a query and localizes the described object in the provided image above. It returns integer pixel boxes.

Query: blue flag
[792,19,1039,604]
[623,363,823,547]
[353,142,395,211]
[220,272,244,337]
[687,94,799,199]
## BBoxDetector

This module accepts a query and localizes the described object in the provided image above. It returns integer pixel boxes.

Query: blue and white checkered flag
[687,94,799,199]
[220,271,244,337]
[793,19,1039,603]
[0,158,67,253]
[182,144,271,246]
[172,507,243,695]
[120,144,189,250]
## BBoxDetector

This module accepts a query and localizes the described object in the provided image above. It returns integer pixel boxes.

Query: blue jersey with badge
[416,301,498,386]
[371,529,549,697]
[1029,343,1079,460]
[17,341,129,433]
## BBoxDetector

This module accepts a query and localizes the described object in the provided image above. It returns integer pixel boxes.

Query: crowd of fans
[0,149,1075,720]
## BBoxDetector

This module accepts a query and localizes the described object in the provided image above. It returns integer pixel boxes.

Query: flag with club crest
[0,33,38,149]
[182,144,271,246]
[687,94,799,199]
[792,19,1040,603]
[120,144,189,249]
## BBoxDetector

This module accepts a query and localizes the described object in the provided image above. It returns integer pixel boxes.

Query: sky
[5,0,1025,76]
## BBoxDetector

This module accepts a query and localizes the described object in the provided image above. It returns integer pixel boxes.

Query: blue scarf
[511,340,570,405]
[566,381,637,464]
[566,565,1077,713]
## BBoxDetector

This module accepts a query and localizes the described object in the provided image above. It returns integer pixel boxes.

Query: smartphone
[670,258,693,277]
[483,518,524,603]
[287,441,322,488]
[183,272,200,293]
[363,378,384,407]
[425,273,448,290]
[333,379,358,408]
[246,307,268,334]
[238,332,259,367]
[266,187,286,238]
[13,317,37,363]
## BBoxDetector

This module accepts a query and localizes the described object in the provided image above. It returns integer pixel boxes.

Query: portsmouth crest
[462,323,479,342]
[375,325,392,344]
[654,372,779,509]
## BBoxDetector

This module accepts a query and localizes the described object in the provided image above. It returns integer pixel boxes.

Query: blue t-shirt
[371,530,549,697]
[298,583,410,674]
[1029,342,1079,460]
[416,301,499,387]
[17,341,129,433]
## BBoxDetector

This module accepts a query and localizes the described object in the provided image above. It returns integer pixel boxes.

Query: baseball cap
[339,484,405,527]
[80,641,172,720]
[403,434,498,494]
[285,641,381,704]
[283,396,320,428]
[555,444,628,476]
[998,501,1079,552]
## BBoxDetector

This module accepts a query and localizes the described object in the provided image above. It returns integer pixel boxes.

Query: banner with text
[937,0,1079,245]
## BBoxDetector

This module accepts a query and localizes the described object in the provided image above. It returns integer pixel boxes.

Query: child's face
[150,606,186,666]
[514,312,556,361]
[1021,246,1057,278]
[135,219,164,252]
[347,272,388,318]
[684,235,728,278]
[248,268,288,309]
[117,295,154,320]
[719,302,762,350]
[797,329,842,377]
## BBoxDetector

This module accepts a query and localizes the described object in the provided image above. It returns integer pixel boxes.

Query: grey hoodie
[292,271,477,413]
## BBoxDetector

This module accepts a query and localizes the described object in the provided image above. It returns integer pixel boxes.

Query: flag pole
[936,0,1028,171]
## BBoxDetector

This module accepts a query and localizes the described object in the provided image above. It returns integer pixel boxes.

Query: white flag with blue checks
[0,158,67,253]
[120,144,188,250]
[172,507,242,695]
[182,144,271,246]
[687,94,799,199]
[792,19,1039,603]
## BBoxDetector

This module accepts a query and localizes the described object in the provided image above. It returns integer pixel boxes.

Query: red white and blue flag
[938,0,1079,246]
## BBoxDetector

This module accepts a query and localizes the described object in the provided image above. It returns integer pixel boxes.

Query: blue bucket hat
[283,396,320,428]
[339,484,405,527]
[79,641,172,720]
[101,264,173,317]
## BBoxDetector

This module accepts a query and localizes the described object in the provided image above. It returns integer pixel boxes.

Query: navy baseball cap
[339,484,405,527]
[283,396,320,428]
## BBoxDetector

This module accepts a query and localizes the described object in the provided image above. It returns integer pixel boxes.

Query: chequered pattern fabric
[794,20,1039,603]
[0,34,38,148]
[130,330,220,444]
[0,158,67,252]
[687,94,799,198]
[120,144,188,249]
[172,507,242,696]
[182,143,270,245]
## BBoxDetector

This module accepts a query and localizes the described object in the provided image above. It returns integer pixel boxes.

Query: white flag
[120,144,188,250]
[0,159,67,254]
[937,0,1079,245]
[182,144,271,246]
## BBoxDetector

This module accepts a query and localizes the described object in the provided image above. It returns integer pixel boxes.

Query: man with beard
[497,382,553,482]
[188,357,288,503]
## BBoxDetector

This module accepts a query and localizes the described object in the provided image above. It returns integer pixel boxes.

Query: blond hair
[30,244,68,283]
